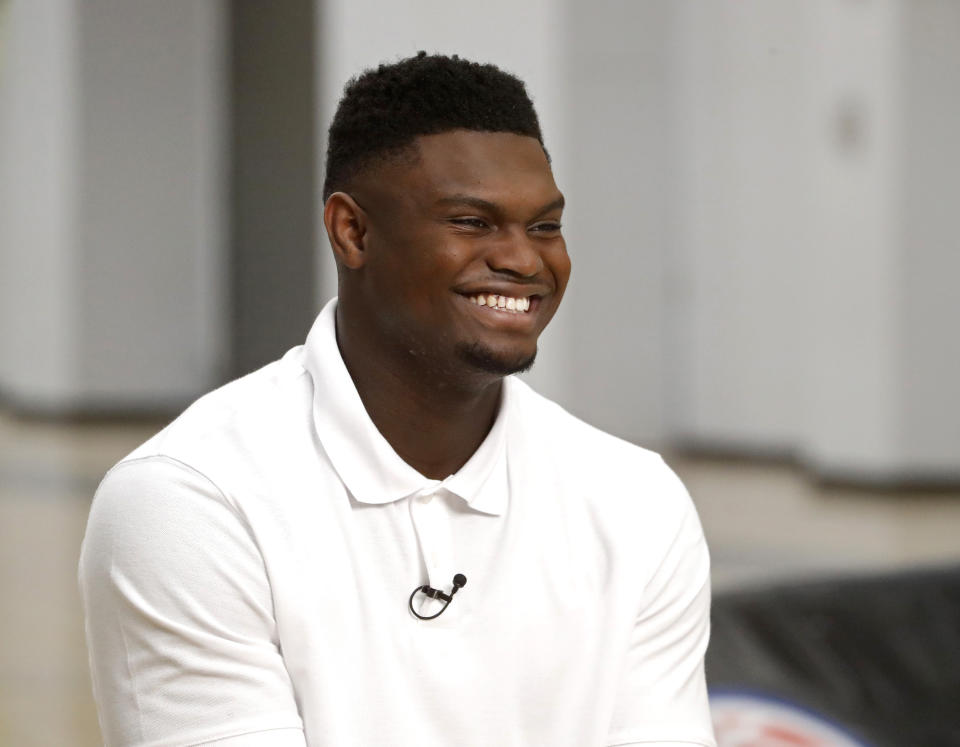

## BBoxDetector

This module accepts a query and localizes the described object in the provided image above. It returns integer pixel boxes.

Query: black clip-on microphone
[408,573,467,620]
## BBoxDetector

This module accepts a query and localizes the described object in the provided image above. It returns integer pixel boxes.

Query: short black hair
[322,52,545,201]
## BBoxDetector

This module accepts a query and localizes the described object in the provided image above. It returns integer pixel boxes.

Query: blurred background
[1,0,958,744]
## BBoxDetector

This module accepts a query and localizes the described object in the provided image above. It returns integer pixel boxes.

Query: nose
[486,228,544,279]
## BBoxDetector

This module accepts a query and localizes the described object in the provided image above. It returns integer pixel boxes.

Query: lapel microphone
[408,573,467,620]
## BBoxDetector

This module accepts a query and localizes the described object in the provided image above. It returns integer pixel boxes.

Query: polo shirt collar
[302,299,509,516]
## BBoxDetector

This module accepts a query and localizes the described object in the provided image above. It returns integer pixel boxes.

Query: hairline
[324,128,550,203]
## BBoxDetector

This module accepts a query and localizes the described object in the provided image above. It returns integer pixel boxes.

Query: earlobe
[323,192,367,270]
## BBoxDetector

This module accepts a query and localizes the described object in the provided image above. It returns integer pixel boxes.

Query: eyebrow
[434,193,565,216]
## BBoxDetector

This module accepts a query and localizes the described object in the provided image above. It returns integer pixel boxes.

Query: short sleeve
[79,456,305,747]
[606,463,716,747]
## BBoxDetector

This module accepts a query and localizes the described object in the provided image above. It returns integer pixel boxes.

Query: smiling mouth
[464,293,532,314]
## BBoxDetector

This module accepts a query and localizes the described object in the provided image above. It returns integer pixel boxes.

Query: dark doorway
[228,0,317,378]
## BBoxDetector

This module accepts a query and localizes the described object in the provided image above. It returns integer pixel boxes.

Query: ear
[323,191,368,270]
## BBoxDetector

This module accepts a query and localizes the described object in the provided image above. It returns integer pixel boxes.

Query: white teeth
[467,293,531,313]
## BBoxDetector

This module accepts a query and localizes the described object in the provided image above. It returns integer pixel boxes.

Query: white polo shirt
[80,298,715,747]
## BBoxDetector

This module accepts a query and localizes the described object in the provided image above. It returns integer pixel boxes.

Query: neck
[335,306,503,480]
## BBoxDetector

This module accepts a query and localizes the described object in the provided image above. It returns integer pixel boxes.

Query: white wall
[671,0,819,453]
[558,0,674,444]
[0,0,226,412]
[804,0,904,477]
[898,0,960,474]
[0,0,79,407]
[74,0,227,407]
[671,0,959,480]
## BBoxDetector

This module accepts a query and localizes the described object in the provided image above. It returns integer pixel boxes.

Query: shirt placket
[409,486,455,618]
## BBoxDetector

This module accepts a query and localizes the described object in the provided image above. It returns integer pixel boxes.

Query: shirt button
[418,493,433,504]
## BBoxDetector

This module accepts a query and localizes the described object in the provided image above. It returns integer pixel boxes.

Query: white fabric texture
[80,298,715,747]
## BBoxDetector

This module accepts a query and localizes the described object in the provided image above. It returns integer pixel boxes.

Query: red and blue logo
[711,691,871,747]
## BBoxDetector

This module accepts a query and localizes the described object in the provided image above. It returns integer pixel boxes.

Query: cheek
[428,246,473,285]
[364,234,423,290]
[409,241,475,289]
[365,225,477,303]
[549,243,572,295]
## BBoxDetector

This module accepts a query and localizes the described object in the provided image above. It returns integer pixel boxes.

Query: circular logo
[711,692,871,747]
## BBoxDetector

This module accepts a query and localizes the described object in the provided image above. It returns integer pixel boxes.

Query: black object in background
[229,0,318,379]
[706,565,960,746]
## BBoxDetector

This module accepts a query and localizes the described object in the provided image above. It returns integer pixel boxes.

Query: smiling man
[80,53,715,747]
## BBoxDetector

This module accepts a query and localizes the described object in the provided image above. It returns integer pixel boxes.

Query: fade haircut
[322,52,546,201]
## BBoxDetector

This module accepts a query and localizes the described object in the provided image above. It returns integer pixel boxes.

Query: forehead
[357,130,560,212]
[414,130,552,187]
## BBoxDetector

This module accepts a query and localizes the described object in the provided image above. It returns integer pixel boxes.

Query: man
[80,53,715,747]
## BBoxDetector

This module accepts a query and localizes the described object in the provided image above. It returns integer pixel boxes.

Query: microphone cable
[408,573,467,620]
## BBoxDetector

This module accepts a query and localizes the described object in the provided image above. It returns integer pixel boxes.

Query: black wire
[408,585,451,620]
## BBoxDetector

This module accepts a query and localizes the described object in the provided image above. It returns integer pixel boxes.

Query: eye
[449,217,489,229]
[530,221,563,234]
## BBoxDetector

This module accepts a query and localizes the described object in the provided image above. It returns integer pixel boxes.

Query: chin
[456,341,537,376]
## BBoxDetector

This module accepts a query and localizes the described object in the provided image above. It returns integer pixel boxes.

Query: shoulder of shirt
[108,345,312,483]
[509,379,702,555]
[509,377,682,491]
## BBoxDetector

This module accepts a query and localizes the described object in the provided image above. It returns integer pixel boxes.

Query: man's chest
[238,466,634,745]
